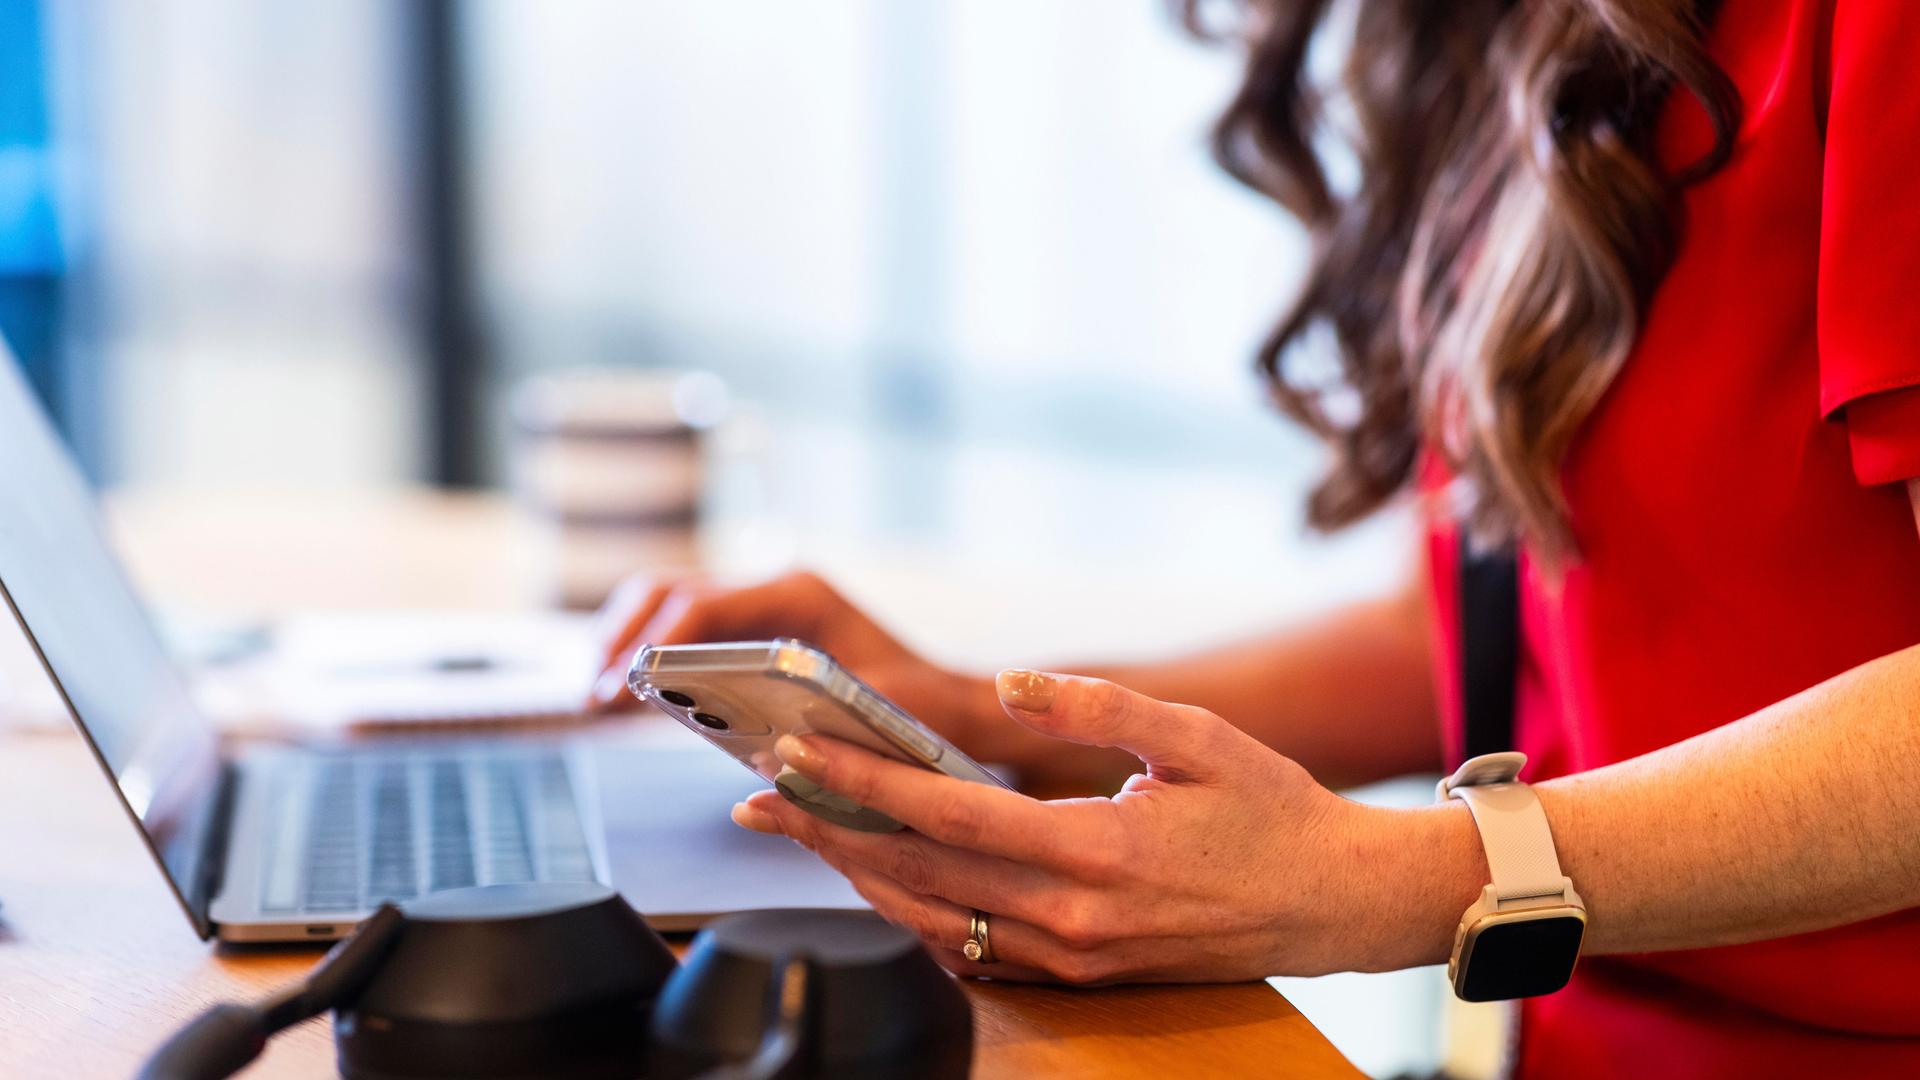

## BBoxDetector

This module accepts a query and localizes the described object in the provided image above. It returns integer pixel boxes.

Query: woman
[592,2,1920,1074]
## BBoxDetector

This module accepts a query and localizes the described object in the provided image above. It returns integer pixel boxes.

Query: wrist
[1340,800,1489,971]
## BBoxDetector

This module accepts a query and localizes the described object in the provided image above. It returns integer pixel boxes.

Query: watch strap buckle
[1436,751,1528,801]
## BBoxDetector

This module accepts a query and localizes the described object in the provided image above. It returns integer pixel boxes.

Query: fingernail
[996,669,1057,712]
[731,801,783,835]
[592,668,627,706]
[775,734,829,779]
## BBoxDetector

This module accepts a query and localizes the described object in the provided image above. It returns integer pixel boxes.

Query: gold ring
[964,909,998,964]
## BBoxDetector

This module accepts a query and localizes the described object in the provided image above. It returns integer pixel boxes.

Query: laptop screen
[0,355,222,936]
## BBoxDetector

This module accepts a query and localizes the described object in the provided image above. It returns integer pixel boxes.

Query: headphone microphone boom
[138,882,973,1080]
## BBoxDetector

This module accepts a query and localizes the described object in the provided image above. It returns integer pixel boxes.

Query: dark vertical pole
[406,0,484,487]
[1459,537,1520,762]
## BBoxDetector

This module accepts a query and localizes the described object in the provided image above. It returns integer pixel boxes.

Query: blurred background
[8,0,1410,615]
[0,0,1446,1073]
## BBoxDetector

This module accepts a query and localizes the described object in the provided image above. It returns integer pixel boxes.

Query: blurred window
[466,1,1305,462]
[51,0,421,487]
[0,0,67,438]
[462,1,1384,580]
[36,1,1406,592]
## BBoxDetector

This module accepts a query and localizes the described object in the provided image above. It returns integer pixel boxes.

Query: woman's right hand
[584,570,1124,787]
[585,568,959,718]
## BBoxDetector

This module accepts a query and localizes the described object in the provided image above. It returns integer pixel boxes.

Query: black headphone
[138,882,972,1080]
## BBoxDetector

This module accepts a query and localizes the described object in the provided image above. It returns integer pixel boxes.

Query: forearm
[1080,579,1443,789]
[1543,642,1920,952]
[1363,640,1920,970]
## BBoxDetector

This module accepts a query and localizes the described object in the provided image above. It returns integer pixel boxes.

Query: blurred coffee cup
[511,370,727,609]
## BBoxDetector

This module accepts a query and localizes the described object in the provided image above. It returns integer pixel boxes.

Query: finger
[808,841,1080,983]
[995,670,1226,782]
[591,570,848,713]
[769,733,1116,866]
[738,790,1077,928]
[594,574,682,669]
[755,795,1140,983]
[582,582,715,714]
[731,798,783,834]
[740,798,1224,983]
[589,574,813,710]
[586,664,647,714]
[584,577,685,713]
[588,571,787,713]
[643,570,836,648]
[926,946,1059,983]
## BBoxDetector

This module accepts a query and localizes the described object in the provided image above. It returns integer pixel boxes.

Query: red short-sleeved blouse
[1423,3,1920,1075]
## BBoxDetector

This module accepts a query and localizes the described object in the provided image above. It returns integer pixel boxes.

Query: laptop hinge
[189,759,240,937]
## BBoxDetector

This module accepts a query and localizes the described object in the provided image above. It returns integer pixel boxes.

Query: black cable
[137,905,407,1080]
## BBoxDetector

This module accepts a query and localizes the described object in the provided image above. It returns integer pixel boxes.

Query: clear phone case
[628,639,1008,832]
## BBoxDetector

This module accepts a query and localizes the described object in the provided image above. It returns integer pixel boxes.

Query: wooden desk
[0,488,1361,1078]
[0,731,1358,1078]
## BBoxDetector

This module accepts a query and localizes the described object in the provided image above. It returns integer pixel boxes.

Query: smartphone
[627,639,1011,833]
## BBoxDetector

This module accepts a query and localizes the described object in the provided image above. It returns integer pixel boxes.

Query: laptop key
[302,760,361,911]
[535,757,596,882]
[428,759,476,892]
[482,760,534,884]
[284,749,593,916]
[365,762,417,904]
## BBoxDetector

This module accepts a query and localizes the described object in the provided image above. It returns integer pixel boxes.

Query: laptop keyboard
[262,749,600,914]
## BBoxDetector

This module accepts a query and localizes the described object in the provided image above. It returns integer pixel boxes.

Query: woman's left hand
[732,670,1476,984]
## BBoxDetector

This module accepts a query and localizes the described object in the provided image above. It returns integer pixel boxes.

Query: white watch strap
[1442,753,1568,902]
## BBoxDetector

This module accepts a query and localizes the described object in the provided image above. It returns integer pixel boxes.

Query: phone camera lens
[691,712,730,732]
[659,690,696,708]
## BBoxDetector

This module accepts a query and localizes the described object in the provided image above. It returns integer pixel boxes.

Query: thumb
[995,670,1223,782]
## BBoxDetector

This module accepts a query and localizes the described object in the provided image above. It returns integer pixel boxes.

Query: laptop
[0,354,861,940]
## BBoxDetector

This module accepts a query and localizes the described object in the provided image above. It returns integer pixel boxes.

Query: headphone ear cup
[145,895,975,1080]
[333,883,676,1080]
[650,910,972,1080]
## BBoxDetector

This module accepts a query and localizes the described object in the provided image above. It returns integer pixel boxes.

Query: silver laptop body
[0,352,864,940]
[0,355,614,941]
[206,740,609,941]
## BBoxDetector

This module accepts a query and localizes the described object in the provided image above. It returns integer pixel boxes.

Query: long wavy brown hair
[1184,0,1739,557]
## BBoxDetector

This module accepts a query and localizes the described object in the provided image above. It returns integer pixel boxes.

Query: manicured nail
[996,669,1057,712]
[731,801,783,835]
[775,734,829,779]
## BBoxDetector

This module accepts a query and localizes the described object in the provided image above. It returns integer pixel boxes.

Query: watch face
[1458,911,1585,1002]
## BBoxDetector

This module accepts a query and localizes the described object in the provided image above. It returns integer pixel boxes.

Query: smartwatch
[1437,751,1586,1002]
